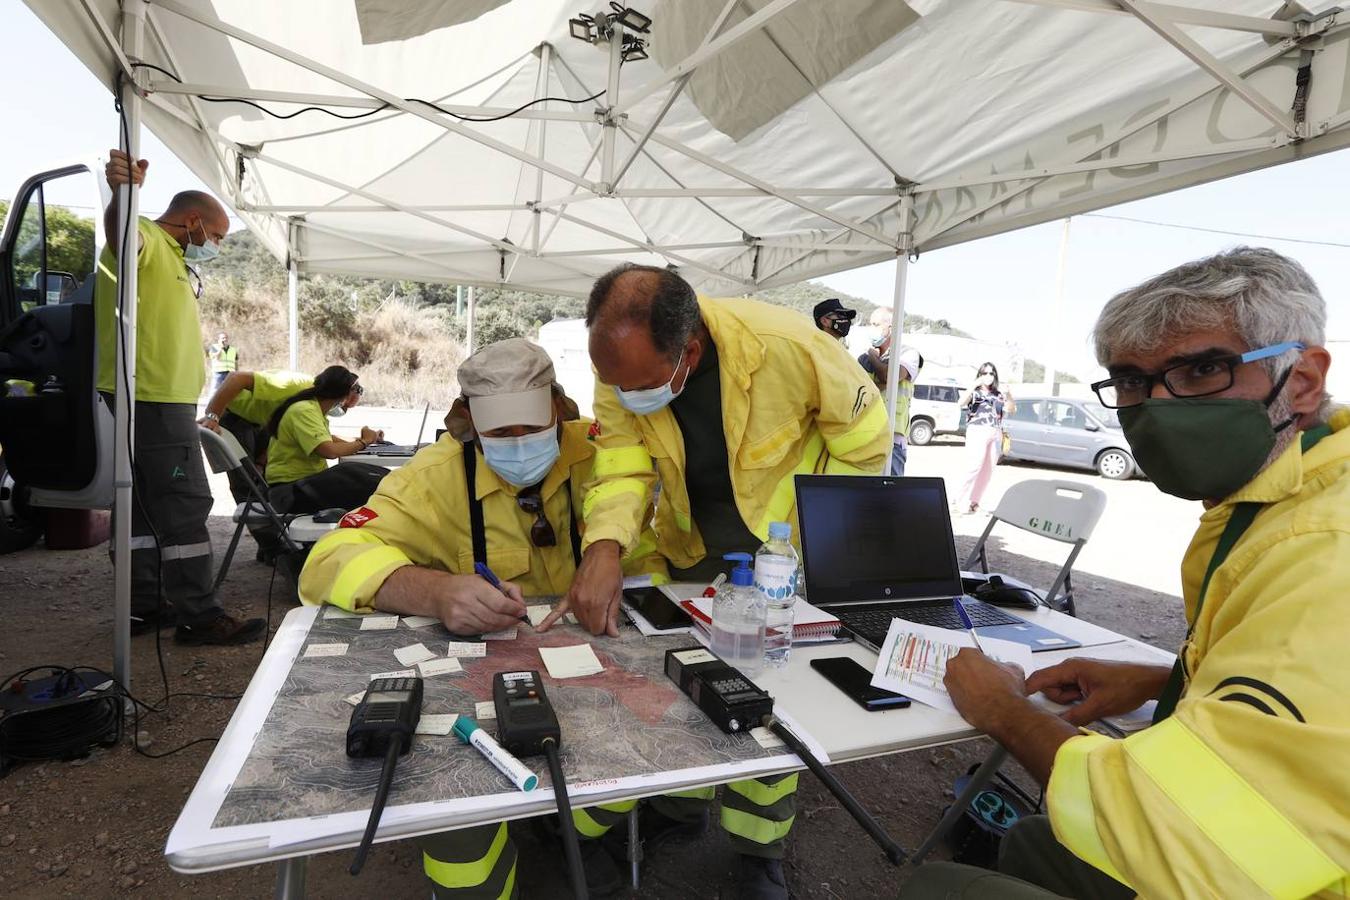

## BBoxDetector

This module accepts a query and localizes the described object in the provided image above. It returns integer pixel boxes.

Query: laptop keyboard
[835,598,1023,647]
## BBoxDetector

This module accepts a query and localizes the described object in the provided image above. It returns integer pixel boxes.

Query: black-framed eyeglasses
[1091,341,1304,409]
[186,265,203,300]
[351,383,364,397]
[516,487,556,548]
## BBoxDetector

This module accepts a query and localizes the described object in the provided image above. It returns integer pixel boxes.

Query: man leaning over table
[298,338,663,898]
[902,247,1349,899]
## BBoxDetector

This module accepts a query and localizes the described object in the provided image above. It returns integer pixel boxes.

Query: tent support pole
[881,195,915,475]
[287,251,299,371]
[600,21,625,193]
[1044,217,1071,396]
[113,0,148,698]
[466,286,476,355]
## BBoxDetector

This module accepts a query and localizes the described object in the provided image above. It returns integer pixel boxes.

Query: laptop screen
[795,475,963,605]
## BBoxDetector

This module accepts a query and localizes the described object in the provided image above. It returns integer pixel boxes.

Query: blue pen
[475,562,529,624]
[953,598,987,654]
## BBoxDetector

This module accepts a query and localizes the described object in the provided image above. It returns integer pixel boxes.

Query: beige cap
[446,338,578,440]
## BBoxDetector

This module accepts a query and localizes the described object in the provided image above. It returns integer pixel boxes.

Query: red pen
[703,572,728,598]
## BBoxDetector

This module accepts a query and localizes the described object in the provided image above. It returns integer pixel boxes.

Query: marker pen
[452,715,538,792]
[475,561,530,624]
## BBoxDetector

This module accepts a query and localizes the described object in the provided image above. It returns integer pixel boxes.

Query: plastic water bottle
[710,553,766,677]
[756,522,799,668]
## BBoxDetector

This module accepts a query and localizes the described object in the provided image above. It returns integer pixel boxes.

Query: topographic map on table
[213,612,781,828]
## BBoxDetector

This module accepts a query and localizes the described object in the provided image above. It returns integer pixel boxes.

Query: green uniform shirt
[95,217,205,403]
[266,399,331,484]
[210,344,238,373]
[227,370,313,427]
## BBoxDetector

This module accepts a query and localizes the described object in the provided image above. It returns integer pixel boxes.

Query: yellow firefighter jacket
[1047,409,1350,899]
[299,422,663,611]
[581,298,890,570]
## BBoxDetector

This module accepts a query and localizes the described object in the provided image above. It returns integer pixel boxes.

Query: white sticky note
[415,714,459,736]
[344,692,366,707]
[750,726,786,751]
[401,615,439,629]
[475,701,496,720]
[526,605,553,627]
[483,628,518,641]
[303,643,348,658]
[445,642,488,659]
[370,669,417,681]
[394,643,437,667]
[418,657,464,678]
[359,615,399,631]
[323,606,361,619]
[539,644,605,679]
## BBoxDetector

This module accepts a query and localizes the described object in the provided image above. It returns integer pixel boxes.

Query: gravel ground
[0,442,1193,899]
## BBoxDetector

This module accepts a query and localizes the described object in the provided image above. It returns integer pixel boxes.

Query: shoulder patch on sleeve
[587,421,602,441]
[339,506,378,528]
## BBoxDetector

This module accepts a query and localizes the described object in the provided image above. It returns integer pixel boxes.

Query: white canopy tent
[24,0,1350,689]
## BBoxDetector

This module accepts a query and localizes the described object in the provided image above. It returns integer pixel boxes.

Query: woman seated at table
[263,365,388,515]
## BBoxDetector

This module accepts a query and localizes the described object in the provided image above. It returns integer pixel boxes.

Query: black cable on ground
[543,739,588,900]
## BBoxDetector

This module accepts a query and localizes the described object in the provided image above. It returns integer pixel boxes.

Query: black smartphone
[810,657,911,711]
[621,587,693,631]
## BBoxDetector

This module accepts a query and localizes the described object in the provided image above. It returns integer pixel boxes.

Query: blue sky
[3,2,1347,384]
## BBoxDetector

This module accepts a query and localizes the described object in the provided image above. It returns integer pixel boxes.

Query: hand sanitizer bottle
[710,553,766,677]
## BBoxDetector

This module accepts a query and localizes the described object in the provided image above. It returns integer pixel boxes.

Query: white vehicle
[906,379,963,446]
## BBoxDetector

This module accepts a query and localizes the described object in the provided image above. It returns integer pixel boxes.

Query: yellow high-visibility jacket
[582,298,890,570]
[1047,409,1350,899]
[299,422,664,611]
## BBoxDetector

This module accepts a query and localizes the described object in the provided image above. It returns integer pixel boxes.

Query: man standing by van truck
[860,321,922,475]
[97,150,263,645]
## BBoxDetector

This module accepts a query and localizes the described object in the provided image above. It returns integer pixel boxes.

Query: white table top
[164,601,1166,874]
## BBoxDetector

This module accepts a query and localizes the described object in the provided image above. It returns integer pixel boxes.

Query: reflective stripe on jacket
[1046,408,1350,899]
[582,297,890,570]
[299,421,665,611]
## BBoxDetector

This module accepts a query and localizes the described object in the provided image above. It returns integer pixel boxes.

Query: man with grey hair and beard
[902,247,1349,899]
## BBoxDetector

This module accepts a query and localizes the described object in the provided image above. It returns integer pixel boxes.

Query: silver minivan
[1002,396,1137,479]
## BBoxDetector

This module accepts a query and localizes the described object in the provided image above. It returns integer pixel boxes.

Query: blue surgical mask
[183,221,220,263]
[480,428,561,488]
[614,349,687,416]
[326,404,347,419]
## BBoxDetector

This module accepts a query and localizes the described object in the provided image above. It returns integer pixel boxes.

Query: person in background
[300,339,664,898]
[811,297,856,341]
[555,264,891,899]
[263,365,388,515]
[903,247,1348,899]
[954,361,1009,515]
[199,368,315,560]
[860,331,923,475]
[96,149,263,645]
[207,331,236,390]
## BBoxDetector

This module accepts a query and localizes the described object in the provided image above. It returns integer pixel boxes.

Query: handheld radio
[492,670,560,754]
[346,675,423,875]
[492,670,587,899]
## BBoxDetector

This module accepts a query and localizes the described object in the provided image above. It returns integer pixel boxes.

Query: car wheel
[0,455,44,554]
[908,418,935,446]
[1096,448,1135,480]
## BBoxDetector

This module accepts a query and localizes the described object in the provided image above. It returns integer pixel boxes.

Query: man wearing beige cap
[298,338,661,897]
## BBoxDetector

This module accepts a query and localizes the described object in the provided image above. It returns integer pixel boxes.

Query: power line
[1082,212,1350,249]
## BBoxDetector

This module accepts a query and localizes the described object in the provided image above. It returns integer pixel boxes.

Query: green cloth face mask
[1118,369,1296,501]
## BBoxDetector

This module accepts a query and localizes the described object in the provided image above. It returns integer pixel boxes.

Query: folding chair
[963,479,1107,617]
[198,425,301,591]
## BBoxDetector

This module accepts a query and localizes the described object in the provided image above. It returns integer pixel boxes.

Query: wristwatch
[204,412,220,422]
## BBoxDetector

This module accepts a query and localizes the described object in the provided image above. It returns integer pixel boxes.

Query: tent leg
[287,255,299,370]
[466,286,476,354]
[113,0,148,698]
[1044,217,1071,396]
[881,195,915,475]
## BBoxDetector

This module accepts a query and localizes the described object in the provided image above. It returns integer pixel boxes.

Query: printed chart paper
[871,620,1031,717]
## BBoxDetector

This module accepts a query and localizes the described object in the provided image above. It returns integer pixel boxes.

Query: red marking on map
[456,630,679,725]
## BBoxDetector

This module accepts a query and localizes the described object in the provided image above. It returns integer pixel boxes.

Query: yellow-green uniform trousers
[299,423,665,898]
[580,297,891,858]
[909,413,1350,900]
[94,218,219,624]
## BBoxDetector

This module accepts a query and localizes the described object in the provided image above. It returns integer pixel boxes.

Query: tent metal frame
[79,0,1350,693]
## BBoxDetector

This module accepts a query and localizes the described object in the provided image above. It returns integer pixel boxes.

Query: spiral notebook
[677,596,842,642]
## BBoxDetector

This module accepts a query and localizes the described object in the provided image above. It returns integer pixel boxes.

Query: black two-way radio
[347,675,423,875]
[492,671,587,900]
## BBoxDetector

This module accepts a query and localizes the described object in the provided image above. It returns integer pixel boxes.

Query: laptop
[372,402,433,456]
[795,475,1080,653]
